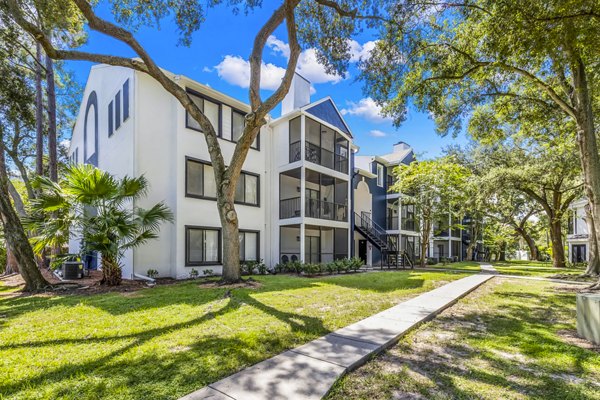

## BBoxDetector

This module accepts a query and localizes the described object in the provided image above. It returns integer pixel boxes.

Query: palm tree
[29,164,173,285]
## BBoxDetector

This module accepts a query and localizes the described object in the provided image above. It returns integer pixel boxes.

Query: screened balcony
[279,168,348,222]
[289,116,349,173]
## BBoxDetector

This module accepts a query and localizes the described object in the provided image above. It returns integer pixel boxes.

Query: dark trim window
[185,89,221,136]
[377,164,384,187]
[108,101,114,137]
[232,109,259,150]
[186,226,221,266]
[186,157,260,206]
[235,172,260,206]
[239,230,259,262]
[185,158,217,199]
[115,92,121,130]
[122,79,130,121]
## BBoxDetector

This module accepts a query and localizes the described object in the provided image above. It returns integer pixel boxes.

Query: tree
[391,157,469,267]
[30,164,173,285]
[359,0,600,273]
[4,0,382,282]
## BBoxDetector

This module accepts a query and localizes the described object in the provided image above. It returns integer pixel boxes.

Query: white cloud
[214,36,375,91]
[341,97,392,123]
[348,40,377,62]
[369,129,387,138]
[214,55,286,90]
[202,66,213,73]
[266,35,290,58]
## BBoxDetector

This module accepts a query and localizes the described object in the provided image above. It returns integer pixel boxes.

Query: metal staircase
[354,212,412,269]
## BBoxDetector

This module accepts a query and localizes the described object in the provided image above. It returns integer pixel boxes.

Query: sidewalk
[180,274,494,400]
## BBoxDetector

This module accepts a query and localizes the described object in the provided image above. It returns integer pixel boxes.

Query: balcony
[279,225,349,264]
[279,197,347,222]
[290,141,348,173]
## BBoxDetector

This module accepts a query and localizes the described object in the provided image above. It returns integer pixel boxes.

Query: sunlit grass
[328,279,600,400]
[425,260,482,272]
[0,271,467,400]
[493,260,587,277]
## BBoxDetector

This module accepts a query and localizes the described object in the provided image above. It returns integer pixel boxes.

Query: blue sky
[66,2,467,158]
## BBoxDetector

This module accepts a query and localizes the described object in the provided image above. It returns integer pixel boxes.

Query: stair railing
[355,212,390,249]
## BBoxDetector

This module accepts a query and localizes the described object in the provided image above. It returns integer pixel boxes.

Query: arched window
[84,91,98,166]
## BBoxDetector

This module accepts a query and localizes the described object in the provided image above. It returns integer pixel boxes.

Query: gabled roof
[303,98,352,137]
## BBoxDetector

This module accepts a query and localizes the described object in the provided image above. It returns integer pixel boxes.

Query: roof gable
[305,99,352,137]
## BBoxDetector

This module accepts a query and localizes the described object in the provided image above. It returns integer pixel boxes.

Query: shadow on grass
[331,284,599,400]
[0,287,329,399]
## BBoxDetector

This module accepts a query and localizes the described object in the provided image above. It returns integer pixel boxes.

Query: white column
[300,223,305,263]
[300,114,306,263]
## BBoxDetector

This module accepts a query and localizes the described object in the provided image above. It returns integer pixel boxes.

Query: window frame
[122,79,130,121]
[185,156,260,207]
[185,225,222,266]
[231,108,260,150]
[185,88,222,137]
[239,229,260,263]
[377,164,384,187]
[108,101,114,137]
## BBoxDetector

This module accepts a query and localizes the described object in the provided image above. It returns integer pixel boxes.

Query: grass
[425,260,482,272]
[492,260,588,278]
[0,270,468,400]
[327,279,600,400]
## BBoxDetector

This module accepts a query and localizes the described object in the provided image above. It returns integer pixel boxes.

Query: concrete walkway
[479,263,498,274]
[180,274,494,400]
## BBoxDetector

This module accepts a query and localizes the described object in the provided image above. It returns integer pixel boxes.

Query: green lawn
[327,279,600,400]
[425,260,482,272]
[0,271,468,400]
[492,260,588,278]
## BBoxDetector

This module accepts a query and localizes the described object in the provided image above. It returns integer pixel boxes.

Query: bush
[325,261,337,274]
[203,269,214,276]
[189,268,199,279]
[349,257,363,272]
[303,263,321,275]
[241,261,256,275]
[427,258,437,265]
[146,268,159,278]
[255,259,268,275]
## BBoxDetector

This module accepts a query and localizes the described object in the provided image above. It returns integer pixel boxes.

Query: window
[234,172,259,206]
[185,158,217,199]
[186,226,221,265]
[186,90,220,135]
[108,101,114,137]
[377,164,384,187]
[239,230,259,262]
[122,79,130,121]
[115,92,121,130]
[232,109,258,149]
[186,157,259,206]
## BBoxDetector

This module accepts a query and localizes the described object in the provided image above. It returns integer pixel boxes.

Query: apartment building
[567,198,590,263]
[68,65,354,278]
[353,142,420,267]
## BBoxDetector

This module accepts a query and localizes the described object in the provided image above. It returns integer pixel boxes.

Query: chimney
[281,73,311,116]
[393,141,410,153]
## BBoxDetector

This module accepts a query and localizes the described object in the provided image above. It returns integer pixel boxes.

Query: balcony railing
[289,141,348,173]
[306,198,348,221]
[279,197,348,221]
[280,197,301,219]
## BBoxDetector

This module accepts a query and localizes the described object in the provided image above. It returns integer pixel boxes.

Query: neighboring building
[353,142,419,267]
[567,198,590,263]
[431,212,464,262]
[69,66,354,278]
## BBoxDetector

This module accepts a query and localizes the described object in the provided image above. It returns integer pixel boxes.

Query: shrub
[325,261,337,274]
[303,263,321,275]
[335,259,349,274]
[274,263,284,274]
[427,258,437,265]
[349,257,363,272]
[203,269,214,276]
[287,260,303,274]
[189,268,199,279]
[146,268,159,279]
[255,259,268,275]
[241,261,257,275]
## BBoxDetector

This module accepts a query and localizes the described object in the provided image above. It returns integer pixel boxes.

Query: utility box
[63,262,84,280]
[577,293,600,345]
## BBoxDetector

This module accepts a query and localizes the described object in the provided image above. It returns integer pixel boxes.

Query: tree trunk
[35,42,44,177]
[548,219,566,269]
[46,55,58,182]
[0,136,49,291]
[498,242,507,262]
[5,247,19,274]
[418,217,431,268]
[100,254,122,286]
[218,191,240,282]
[515,227,539,261]
[585,204,600,275]
[569,43,600,275]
